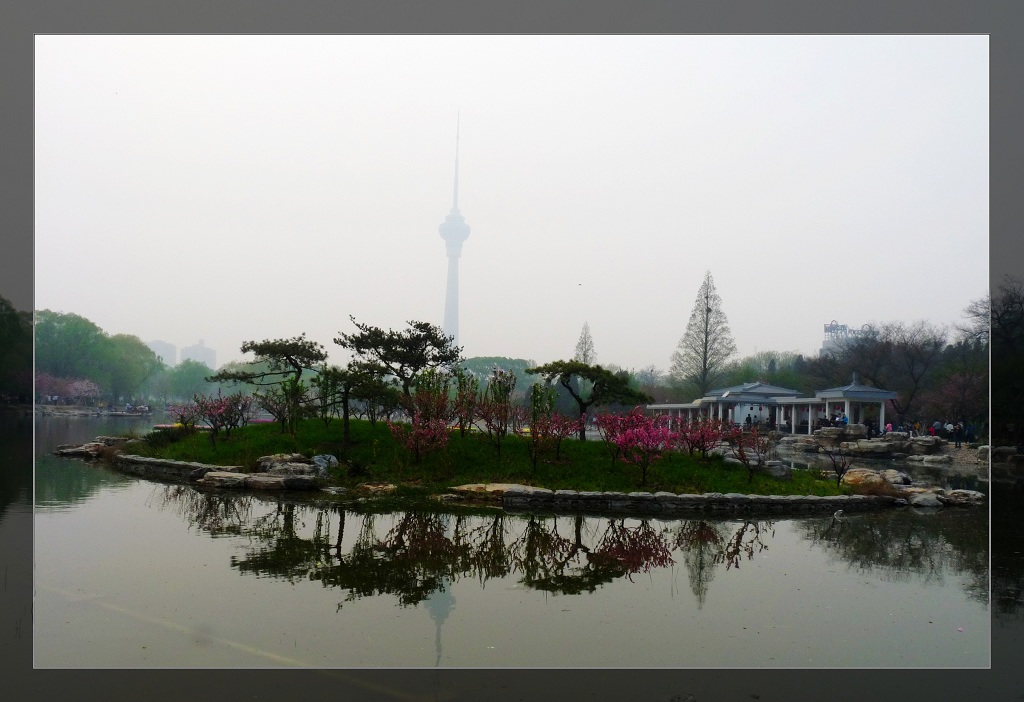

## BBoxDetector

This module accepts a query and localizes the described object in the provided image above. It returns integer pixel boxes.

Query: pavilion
[647,374,897,434]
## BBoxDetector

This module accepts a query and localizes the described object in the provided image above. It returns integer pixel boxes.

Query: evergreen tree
[670,271,737,397]
[573,322,597,365]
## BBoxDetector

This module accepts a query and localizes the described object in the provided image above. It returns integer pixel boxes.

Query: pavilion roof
[706,381,802,399]
[815,381,897,401]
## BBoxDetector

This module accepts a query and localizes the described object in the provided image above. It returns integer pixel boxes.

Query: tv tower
[438,116,470,345]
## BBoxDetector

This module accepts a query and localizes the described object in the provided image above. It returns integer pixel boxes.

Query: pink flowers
[191,390,254,445]
[596,408,674,487]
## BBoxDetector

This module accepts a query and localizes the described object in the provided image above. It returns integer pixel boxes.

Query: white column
[879,402,886,431]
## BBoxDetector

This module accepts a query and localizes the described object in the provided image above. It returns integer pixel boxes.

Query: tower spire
[452,112,460,211]
[438,114,470,346]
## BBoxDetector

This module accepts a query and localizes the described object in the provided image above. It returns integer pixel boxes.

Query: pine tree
[670,271,737,396]
[573,322,597,365]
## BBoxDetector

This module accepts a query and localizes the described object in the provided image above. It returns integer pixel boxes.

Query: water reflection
[153,484,988,610]
[798,508,989,604]
[35,453,133,510]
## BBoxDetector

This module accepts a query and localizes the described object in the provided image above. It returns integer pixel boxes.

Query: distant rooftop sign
[823,321,873,340]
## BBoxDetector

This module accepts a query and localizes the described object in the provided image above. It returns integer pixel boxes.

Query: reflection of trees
[512,514,626,595]
[671,519,774,607]
[798,509,989,604]
[150,485,992,611]
[674,521,726,607]
[316,511,473,607]
[154,484,254,537]
[716,520,774,571]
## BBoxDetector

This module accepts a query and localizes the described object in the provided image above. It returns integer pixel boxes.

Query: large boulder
[881,469,912,485]
[54,441,106,459]
[197,471,248,488]
[266,462,320,476]
[938,489,986,506]
[841,468,886,488]
[908,436,945,455]
[909,492,943,508]
[244,474,288,490]
[311,454,338,478]
[759,461,792,481]
[255,453,310,472]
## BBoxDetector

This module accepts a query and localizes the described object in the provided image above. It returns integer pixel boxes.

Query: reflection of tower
[438,117,470,345]
[423,577,455,667]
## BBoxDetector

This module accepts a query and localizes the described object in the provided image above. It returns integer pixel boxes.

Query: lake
[32,414,990,668]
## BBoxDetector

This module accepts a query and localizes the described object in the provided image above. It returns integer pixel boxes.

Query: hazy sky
[35,35,988,373]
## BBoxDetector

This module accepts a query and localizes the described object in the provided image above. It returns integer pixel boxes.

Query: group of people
[880,419,973,447]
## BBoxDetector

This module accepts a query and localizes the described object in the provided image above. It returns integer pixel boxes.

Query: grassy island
[125,418,850,499]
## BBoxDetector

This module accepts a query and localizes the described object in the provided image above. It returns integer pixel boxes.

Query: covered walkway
[648,374,897,435]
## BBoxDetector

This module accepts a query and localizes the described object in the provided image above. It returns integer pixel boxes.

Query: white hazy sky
[35,35,988,372]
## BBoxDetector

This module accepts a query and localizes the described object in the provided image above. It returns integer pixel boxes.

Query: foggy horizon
[34,36,988,374]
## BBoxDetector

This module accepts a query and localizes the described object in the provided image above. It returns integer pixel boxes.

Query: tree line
[573,270,990,433]
[21,269,1000,441]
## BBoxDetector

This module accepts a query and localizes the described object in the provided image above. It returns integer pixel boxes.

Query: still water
[33,415,989,668]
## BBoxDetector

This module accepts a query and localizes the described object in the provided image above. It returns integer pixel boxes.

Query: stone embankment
[55,439,336,492]
[447,477,985,514]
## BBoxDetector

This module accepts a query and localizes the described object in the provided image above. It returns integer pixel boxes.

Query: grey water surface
[33,415,990,668]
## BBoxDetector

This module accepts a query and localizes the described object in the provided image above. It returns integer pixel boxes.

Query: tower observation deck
[438,118,470,345]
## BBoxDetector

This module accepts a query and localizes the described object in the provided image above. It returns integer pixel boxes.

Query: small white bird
[833,509,845,521]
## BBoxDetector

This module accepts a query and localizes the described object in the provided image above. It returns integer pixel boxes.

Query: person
[745,414,752,427]
[928,424,935,436]
[953,422,963,448]
[885,422,893,434]
[913,420,921,436]
[841,413,848,426]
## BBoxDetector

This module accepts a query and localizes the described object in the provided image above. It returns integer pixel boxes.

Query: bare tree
[957,293,990,346]
[670,271,737,397]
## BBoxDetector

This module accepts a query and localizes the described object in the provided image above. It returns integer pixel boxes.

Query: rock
[841,468,886,488]
[759,463,792,480]
[881,469,912,485]
[977,445,989,462]
[321,486,347,495]
[245,474,288,490]
[54,441,106,458]
[908,436,944,455]
[267,462,319,476]
[909,492,943,508]
[451,483,524,498]
[937,489,986,506]
[281,475,318,490]
[255,453,310,472]
[189,467,214,481]
[357,483,397,495]
[922,454,953,464]
[311,454,338,477]
[197,471,248,488]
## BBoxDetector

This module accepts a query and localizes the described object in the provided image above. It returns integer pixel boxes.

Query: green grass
[127,417,849,497]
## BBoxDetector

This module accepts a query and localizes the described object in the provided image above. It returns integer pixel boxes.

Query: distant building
[820,320,874,356]
[180,339,216,369]
[146,339,177,366]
